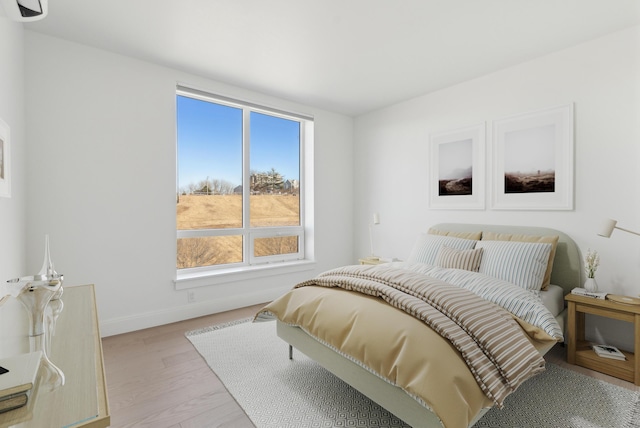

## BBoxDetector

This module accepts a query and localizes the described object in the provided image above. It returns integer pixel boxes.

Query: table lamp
[369,213,380,259]
[597,219,640,238]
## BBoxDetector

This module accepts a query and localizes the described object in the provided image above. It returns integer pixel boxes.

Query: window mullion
[242,108,251,265]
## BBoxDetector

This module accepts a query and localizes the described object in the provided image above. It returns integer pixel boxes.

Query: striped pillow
[481,232,559,290]
[408,234,478,266]
[476,240,552,292]
[435,246,483,272]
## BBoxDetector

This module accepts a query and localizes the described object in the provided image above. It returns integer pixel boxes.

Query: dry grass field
[176,194,300,268]
[177,194,299,229]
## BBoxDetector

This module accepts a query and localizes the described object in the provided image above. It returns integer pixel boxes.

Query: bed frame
[277,224,581,428]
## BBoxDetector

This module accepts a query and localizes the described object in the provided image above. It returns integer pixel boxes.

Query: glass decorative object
[5,273,65,390]
[1,235,66,390]
[30,317,66,391]
[40,234,63,300]
[6,274,62,337]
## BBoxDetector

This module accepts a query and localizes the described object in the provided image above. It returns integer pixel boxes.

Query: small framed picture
[429,123,485,210]
[0,118,10,198]
[491,104,573,210]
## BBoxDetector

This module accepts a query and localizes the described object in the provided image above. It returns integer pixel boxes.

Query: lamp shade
[598,219,617,238]
[597,218,640,238]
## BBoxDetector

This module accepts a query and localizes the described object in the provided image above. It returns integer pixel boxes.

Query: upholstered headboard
[431,223,581,295]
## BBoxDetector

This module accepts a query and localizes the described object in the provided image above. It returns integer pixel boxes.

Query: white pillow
[407,234,477,266]
[476,240,552,292]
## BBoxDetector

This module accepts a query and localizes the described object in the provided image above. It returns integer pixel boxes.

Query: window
[176,87,310,275]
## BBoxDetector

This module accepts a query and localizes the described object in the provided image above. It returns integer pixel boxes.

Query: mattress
[541,284,565,317]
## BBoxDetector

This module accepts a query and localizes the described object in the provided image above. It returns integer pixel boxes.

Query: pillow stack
[407,228,559,293]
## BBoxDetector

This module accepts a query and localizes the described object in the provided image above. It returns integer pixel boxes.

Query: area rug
[186,319,640,428]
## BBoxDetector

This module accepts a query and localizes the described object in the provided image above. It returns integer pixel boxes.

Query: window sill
[174,259,316,290]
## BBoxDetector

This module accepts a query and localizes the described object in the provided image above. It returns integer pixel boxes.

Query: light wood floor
[102,304,265,428]
[102,305,638,427]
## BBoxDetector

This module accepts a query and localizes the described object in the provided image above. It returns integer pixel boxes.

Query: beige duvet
[256,267,557,428]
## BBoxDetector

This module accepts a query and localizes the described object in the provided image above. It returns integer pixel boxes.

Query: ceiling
[18,0,640,116]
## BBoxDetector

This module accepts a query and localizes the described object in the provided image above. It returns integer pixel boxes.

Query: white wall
[24,31,354,336]
[354,26,640,349]
[20,24,639,348]
[0,16,26,282]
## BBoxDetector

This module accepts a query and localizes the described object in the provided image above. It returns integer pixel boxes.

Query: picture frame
[429,123,485,210]
[491,104,573,210]
[0,118,10,198]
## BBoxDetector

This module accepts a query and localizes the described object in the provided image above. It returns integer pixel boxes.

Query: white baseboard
[99,286,290,337]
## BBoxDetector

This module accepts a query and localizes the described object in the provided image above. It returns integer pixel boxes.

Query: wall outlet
[187,290,195,303]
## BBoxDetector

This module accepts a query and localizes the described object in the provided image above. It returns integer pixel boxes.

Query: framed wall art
[491,104,574,210]
[0,118,10,198]
[429,123,485,210]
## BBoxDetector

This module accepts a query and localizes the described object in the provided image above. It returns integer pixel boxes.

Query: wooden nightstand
[565,293,640,385]
[359,257,384,265]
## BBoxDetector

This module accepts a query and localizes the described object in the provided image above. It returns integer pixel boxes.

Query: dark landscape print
[505,169,555,193]
[503,124,556,194]
[438,138,472,196]
[439,175,472,195]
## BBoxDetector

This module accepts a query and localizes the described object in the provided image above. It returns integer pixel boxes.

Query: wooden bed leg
[289,344,293,360]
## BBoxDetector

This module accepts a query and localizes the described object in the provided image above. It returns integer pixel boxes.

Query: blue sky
[176,95,300,191]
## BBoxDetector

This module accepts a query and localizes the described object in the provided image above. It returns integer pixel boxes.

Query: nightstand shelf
[573,340,635,383]
[565,293,640,385]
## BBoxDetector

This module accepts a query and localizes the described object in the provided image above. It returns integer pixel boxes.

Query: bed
[255,223,581,428]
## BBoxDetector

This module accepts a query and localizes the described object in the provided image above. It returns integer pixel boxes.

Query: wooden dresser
[0,284,110,427]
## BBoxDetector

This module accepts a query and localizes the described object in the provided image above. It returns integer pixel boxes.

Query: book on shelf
[592,344,626,361]
[571,287,608,299]
[0,351,42,410]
